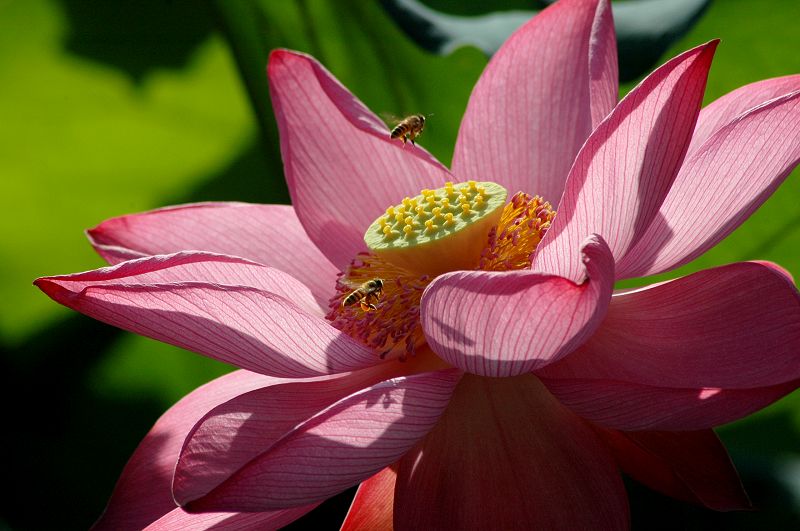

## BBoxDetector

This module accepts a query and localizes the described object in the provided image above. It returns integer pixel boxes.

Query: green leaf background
[2,0,799,528]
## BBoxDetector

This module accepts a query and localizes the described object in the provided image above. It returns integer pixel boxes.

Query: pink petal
[588,0,619,127]
[143,506,318,531]
[595,428,751,511]
[268,50,453,269]
[37,251,322,315]
[36,254,381,378]
[92,370,275,531]
[538,261,800,389]
[87,203,339,308]
[420,234,614,377]
[543,377,799,430]
[174,362,413,504]
[341,467,397,531]
[533,42,717,282]
[393,374,628,530]
[181,369,461,512]
[452,0,618,204]
[689,74,800,156]
[617,89,800,278]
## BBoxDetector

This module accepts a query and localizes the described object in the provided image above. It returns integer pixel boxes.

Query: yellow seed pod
[364,181,508,275]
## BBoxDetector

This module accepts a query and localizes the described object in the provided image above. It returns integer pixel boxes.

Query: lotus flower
[36,0,800,528]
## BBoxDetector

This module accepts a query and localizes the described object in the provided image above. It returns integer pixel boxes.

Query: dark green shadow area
[171,140,288,206]
[627,410,800,530]
[283,487,357,530]
[0,317,159,528]
[627,461,800,530]
[1,140,289,529]
[58,0,215,82]
[722,409,800,457]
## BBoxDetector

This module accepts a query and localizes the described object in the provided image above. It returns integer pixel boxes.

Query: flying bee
[341,278,385,312]
[390,114,428,145]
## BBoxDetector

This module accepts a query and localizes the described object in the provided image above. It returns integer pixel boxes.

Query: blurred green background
[2,0,799,529]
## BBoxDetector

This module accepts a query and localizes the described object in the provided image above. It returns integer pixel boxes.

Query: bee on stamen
[341,278,385,312]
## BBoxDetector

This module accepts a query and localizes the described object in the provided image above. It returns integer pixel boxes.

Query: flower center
[326,181,555,361]
[364,181,508,276]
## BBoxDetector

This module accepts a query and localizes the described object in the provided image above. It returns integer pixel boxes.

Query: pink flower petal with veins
[35,1,800,528]
[538,261,800,389]
[142,506,318,531]
[36,251,322,315]
[268,50,453,269]
[617,89,800,278]
[87,202,339,308]
[181,369,461,512]
[537,261,800,430]
[688,74,800,156]
[36,253,380,378]
[543,377,799,431]
[393,374,628,530]
[534,41,717,282]
[92,370,283,531]
[174,362,416,504]
[420,234,614,377]
[453,0,617,204]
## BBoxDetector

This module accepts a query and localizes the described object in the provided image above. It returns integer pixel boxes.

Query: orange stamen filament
[480,192,555,271]
[326,253,429,361]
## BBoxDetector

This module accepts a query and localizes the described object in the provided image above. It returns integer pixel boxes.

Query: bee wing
[379,112,403,127]
[340,278,365,290]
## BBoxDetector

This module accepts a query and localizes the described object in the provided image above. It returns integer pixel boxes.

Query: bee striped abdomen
[341,278,385,311]
[342,289,366,307]
[390,124,409,139]
[389,115,425,145]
